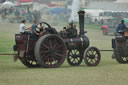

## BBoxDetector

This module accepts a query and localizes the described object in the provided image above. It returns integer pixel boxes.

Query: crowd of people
[0,6,41,23]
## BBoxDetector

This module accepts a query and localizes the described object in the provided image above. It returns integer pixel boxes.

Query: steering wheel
[36,22,52,32]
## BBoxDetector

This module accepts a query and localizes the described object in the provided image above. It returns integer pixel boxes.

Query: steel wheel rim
[67,49,83,66]
[116,56,128,63]
[20,54,40,68]
[84,47,101,66]
[37,35,67,68]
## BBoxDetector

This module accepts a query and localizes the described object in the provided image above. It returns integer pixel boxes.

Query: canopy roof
[115,0,128,3]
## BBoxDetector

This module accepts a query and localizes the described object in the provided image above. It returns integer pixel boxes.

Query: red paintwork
[101,25,109,34]
[15,34,36,56]
[15,30,47,56]
[47,4,56,7]
[19,0,32,3]
[39,30,47,38]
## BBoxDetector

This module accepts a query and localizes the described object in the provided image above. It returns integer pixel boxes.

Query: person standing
[31,20,39,35]
[31,20,39,40]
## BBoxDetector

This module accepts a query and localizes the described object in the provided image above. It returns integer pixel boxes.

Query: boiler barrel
[64,38,82,43]
[64,37,89,50]
[64,38,83,50]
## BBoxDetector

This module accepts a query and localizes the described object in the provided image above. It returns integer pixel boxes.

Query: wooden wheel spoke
[55,44,64,49]
[49,39,53,48]
[94,58,98,61]
[53,55,61,60]
[94,51,99,56]
[30,61,33,64]
[70,51,73,55]
[91,59,94,64]
[93,59,96,62]
[20,54,40,67]
[88,59,91,63]
[87,53,91,57]
[70,57,73,60]
[122,57,126,61]
[87,55,92,58]
[42,43,49,49]
[74,50,77,54]
[92,59,96,63]
[86,57,89,60]
[90,59,92,64]
[41,51,49,54]
[53,43,57,49]
[35,33,66,68]
[87,59,91,62]
[94,52,98,56]
[40,54,45,59]
[67,49,83,66]
[43,54,50,61]
[84,47,101,66]
[87,51,92,56]
[52,39,57,48]
[73,59,76,63]
[48,55,56,63]
[54,53,63,57]
[91,49,95,54]
[71,58,74,62]
[51,56,56,61]
[75,58,79,62]
[47,58,50,63]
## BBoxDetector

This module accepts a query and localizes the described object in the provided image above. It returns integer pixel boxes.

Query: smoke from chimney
[69,0,80,23]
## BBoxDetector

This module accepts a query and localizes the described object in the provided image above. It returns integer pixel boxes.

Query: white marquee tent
[1,1,15,9]
[115,0,128,3]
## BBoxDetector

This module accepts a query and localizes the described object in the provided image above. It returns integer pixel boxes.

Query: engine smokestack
[78,11,85,35]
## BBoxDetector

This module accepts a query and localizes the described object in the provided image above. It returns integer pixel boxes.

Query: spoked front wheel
[84,46,101,66]
[67,49,83,66]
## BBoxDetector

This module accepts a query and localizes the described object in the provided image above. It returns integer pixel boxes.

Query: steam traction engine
[13,11,101,68]
[112,32,128,63]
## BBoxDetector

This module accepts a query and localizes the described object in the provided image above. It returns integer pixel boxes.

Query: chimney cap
[78,11,85,15]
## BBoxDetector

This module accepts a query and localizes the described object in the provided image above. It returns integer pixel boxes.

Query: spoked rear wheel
[84,46,101,66]
[115,52,128,63]
[67,49,83,66]
[34,34,67,68]
[20,53,40,68]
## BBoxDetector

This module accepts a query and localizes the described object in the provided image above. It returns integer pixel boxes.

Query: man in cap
[117,20,127,34]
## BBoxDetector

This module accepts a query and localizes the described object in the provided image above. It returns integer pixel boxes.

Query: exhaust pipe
[78,11,85,35]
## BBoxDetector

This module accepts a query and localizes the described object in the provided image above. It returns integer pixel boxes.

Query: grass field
[0,20,128,85]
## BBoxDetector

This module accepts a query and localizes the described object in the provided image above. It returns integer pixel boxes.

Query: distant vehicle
[112,31,128,63]
[101,18,117,35]
[83,9,104,23]
[101,17,128,35]
[100,11,128,35]
[49,7,67,15]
